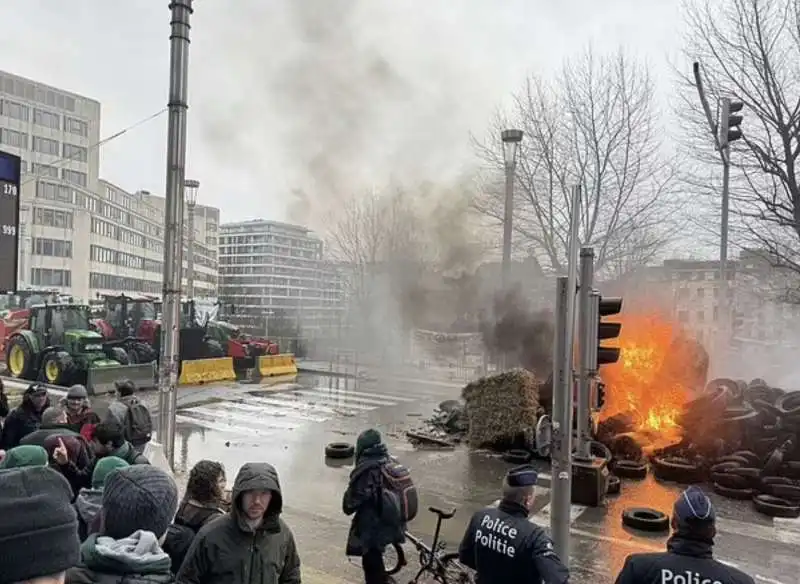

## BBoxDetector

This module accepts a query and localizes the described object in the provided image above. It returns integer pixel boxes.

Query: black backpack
[381,462,418,523]
[125,398,153,446]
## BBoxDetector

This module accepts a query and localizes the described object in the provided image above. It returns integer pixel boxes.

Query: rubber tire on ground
[770,484,800,502]
[652,456,704,484]
[613,459,648,480]
[607,475,621,495]
[5,335,35,379]
[134,342,157,363]
[41,351,73,386]
[732,451,761,466]
[503,449,532,464]
[109,346,130,365]
[728,467,761,479]
[622,508,670,533]
[710,461,741,474]
[383,542,406,575]
[753,494,800,518]
[712,482,754,500]
[711,472,749,490]
[324,442,355,459]
[439,551,475,583]
[715,455,749,466]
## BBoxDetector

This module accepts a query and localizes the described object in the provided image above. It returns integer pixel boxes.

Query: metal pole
[501,161,515,288]
[158,0,193,470]
[575,247,594,461]
[550,184,582,564]
[187,202,195,298]
[720,138,731,356]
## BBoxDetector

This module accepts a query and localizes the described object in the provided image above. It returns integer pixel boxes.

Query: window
[697,288,705,299]
[0,128,28,148]
[31,163,59,178]
[62,143,87,163]
[62,169,87,187]
[91,218,117,239]
[713,307,719,321]
[65,117,88,137]
[33,238,72,258]
[33,136,59,155]
[36,181,74,204]
[31,268,71,287]
[33,207,73,229]
[90,272,160,295]
[1,99,29,121]
[33,108,60,130]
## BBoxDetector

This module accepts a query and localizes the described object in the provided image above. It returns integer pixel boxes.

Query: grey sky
[0,0,686,225]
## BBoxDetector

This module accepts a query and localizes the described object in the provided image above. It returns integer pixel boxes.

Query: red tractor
[205,319,278,371]
[90,294,159,364]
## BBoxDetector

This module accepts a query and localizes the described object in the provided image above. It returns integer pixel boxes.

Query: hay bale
[462,369,541,448]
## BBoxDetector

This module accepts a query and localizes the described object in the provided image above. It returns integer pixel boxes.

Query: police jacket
[615,535,755,584]
[458,500,569,584]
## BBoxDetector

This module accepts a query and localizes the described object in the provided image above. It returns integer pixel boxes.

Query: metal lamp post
[157,0,194,471]
[501,128,524,289]
[184,179,199,299]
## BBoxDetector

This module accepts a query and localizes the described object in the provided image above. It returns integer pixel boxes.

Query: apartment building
[218,220,344,336]
[1,70,219,300]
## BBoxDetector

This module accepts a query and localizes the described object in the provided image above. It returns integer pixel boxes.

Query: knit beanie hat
[355,428,383,459]
[0,466,80,584]
[102,465,178,539]
[0,444,48,469]
[92,456,130,489]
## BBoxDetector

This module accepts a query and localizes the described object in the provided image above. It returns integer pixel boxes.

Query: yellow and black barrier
[179,357,236,385]
[257,354,298,377]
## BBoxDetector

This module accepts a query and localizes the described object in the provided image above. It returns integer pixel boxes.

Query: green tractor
[4,303,156,394]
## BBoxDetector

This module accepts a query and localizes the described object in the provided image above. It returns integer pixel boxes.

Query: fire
[599,313,706,451]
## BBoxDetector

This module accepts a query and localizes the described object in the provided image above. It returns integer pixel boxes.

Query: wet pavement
[163,373,798,584]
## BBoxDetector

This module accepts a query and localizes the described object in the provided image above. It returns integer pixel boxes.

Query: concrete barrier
[178,357,236,385]
[257,354,298,377]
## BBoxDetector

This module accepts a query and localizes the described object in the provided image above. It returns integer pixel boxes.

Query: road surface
[163,373,798,584]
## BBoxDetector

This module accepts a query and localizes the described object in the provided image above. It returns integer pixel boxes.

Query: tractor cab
[29,304,104,355]
[100,294,158,344]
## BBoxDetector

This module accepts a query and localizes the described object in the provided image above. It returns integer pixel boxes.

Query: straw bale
[461,369,541,448]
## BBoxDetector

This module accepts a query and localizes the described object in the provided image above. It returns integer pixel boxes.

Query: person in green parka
[0,444,48,469]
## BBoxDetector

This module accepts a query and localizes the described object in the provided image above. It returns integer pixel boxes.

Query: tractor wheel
[109,346,130,365]
[134,342,157,363]
[41,351,74,386]
[6,336,36,379]
[205,339,225,358]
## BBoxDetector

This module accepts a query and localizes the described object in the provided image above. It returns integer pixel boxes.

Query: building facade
[218,220,344,337]
[1,69,219,301]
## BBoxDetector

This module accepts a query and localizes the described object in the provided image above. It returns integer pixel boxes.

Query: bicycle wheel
[438,552,474,584]
[384,542,406,576]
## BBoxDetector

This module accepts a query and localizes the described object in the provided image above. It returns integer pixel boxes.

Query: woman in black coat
[343,428,405,584]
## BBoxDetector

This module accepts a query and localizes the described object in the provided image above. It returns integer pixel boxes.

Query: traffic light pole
[575,247,594,461]
[719,97,732,357]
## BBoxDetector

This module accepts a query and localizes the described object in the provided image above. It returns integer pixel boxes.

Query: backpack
[125,399,153,446]
[381,462,418,522]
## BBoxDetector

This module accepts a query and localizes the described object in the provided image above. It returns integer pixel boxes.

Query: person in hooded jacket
[615,486,755,584]
[177,461,301,584]
[66,464,179,584]
[343,428,406,584]
[0,383,50,449]
[163,460,229,574]
[20,406,81,446]
[63,384,102,432]
[74,456,130,541]
[46,433,97,498]
[90,420,149,465]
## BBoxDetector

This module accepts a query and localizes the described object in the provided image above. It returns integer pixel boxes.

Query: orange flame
[599,313,706,451]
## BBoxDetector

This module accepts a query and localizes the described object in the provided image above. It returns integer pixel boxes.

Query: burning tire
[712,482,754,500]
[607,475,621,495]
[621,508,669,533]
[769,484,800,502]
[502,449,532,464]
[325,442,355,459]
[753,494,800,518]
[612,459,648,480]
[652,456,705,484]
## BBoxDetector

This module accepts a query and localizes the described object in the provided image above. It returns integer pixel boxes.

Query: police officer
[458,464,569,583]
[615,486,755,584]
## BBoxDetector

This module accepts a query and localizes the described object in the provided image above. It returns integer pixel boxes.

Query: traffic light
[719,97,744,150]
[595,381,607,410]
[588,292,623,370]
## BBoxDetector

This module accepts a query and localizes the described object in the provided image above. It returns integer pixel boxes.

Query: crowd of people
[0,379,760,584]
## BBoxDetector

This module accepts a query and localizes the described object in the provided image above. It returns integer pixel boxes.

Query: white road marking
[212,399,330,423]
[186,405,302,430]
[243,394,365,416]
[175,414,280,437]
[272,391,378,411]
[291,388,401,408]
[307,387,418,403]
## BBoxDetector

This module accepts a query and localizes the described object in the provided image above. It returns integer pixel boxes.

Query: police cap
[506,464,539,487]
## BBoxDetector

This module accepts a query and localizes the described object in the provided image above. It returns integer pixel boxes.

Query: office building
[218,219,344,336]
[1,69,219,300]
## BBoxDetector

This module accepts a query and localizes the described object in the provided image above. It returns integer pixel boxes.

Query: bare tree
[474,49,680,276]
[680,0,800,282]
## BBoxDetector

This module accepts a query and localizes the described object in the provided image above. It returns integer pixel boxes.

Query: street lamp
[501,129,524,289]
[184,179,199,299]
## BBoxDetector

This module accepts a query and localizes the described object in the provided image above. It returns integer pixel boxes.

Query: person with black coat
[19,406,80,447]
[0,383,50,449]
[0,378,9,420]
[343,428,405,584]
[615,486,755,584]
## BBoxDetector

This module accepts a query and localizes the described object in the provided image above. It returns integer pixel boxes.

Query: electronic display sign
[0,151,21,294]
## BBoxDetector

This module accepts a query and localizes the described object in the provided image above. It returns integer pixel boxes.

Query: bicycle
[384,505,474,583]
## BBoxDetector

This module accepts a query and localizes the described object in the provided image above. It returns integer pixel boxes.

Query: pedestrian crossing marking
[292,388,402,408]
[186,405,302,430]
[243,394,364,417]
[306,386,418,403]
[175,414,281,437]
[213,399,330,423]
